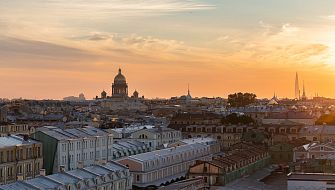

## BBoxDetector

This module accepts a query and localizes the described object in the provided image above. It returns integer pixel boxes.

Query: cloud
[211,22,330,69]
[281,23,300,34]
[74,33,186,55]
[0,0,215,20]
[0,37,99,70]
[321,15,335,20]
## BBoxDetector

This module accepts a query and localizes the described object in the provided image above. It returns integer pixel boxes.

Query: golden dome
[114,68,126,84]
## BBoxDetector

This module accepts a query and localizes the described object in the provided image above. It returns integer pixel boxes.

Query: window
[136,175,140,182]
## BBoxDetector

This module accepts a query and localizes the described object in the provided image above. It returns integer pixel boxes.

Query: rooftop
[0,161,129,190]
[37,126,109,141]
[0,135,38,148]
[126,143,207,162]
[288,172,335,181]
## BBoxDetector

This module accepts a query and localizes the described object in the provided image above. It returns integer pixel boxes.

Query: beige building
[0,135,43,185]
[0,124,35,137]
[131,126,182,149]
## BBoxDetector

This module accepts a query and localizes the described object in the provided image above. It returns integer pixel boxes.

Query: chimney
[17,174,24,181]
[101,159,107,165]
[23,135,29,141]
[94,160,100,165]
[77,161,84,169]
[39,169,46,176]
[59,165,65,172]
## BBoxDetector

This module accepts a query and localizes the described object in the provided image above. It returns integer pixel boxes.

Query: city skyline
[1,0,335,99]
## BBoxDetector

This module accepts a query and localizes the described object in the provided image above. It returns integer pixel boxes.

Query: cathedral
[112,68,128,98]
[97,68,139,100]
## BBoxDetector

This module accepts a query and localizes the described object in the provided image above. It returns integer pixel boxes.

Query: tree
[222,113,255,125]
[316,113,335,125]
[227,92,257,107]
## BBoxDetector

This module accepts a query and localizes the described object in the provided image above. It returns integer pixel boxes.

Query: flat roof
[288,173,335,182]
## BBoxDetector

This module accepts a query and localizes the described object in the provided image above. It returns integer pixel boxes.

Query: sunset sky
[1,0,335,100]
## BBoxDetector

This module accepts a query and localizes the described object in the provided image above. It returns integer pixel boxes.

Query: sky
[1,0,335,100]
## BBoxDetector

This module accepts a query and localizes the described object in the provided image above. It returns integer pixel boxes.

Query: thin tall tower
[295,72,300,99]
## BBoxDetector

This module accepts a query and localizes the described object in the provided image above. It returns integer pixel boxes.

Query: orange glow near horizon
[1,0,335,100]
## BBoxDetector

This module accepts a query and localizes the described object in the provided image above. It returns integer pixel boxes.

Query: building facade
[188,143,270,186]
[0,135,43,185]
[0,161,132,190]
[0,124,35,137]
[31,126,113,174]
[293,142,335,162]
[131,127,182,149]
[118,143,216,188]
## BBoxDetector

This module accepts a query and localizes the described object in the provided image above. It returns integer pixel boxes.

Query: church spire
[295,72,300,99]
[301,80,307,100]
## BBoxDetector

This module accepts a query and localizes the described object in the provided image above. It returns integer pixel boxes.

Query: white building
[118,143,216,188]
[293,142,335,162]
[288,173,335,190]
[32,126,113,174]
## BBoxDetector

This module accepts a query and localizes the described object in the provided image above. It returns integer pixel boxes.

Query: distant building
[130,126,182,149]
[0,135,43,185]
[0,123,35,137]
[262,111,316,125]
[63,93,86,101]
[108,125,156,139]
[180,125,253,149]
[0,161,132,190]
[31,126,113,174]
[132,90,139,99]
[169,112,222,128]
[0,106,7,123]
[112,68,128,98]
[298,125,335,142]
